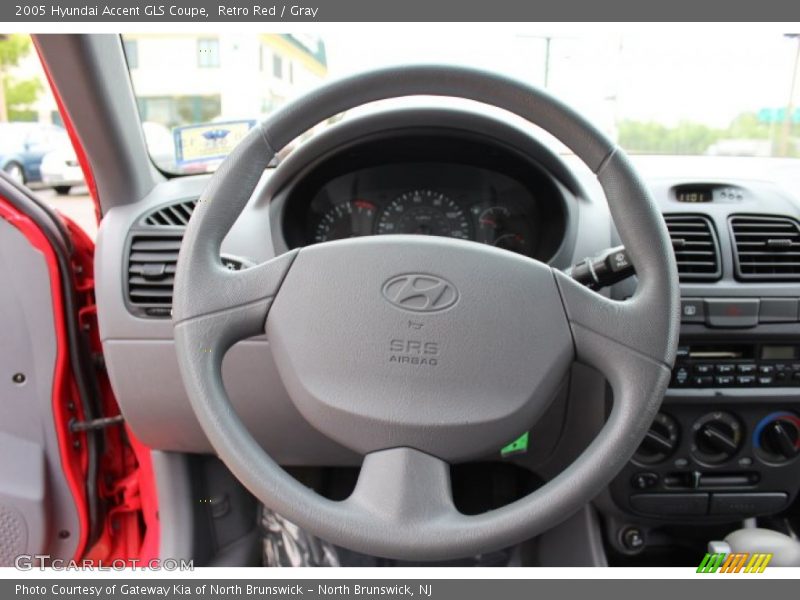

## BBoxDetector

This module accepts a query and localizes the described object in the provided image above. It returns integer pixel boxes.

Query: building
[122,33,328,129]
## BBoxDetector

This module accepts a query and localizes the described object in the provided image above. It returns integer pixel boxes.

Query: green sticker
[500,432,529,457]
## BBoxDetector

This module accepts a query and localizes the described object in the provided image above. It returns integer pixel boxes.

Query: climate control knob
[691,412,743,464]
[634,413,680,465]
[754,412,800,464]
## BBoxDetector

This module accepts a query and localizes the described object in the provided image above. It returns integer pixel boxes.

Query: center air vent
[127,233,182,316]
[142,200,197,227]
[664,215,721,282]
[730,215,800,281]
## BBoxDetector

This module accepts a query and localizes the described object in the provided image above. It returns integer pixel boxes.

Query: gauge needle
[353,199,375,211]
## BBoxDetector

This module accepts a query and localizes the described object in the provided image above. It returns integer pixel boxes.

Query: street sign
[758,107,800,124]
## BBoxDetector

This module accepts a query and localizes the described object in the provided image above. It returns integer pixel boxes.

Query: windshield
[122,30,800,175]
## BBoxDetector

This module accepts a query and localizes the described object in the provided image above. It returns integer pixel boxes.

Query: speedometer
[376,189,471,240]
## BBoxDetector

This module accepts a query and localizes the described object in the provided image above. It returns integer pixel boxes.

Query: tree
[617,112,799,157]
[0,34,42,122]
[5,77,42,121]
[617,120,721,155]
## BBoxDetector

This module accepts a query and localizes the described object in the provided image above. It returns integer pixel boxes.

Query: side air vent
[664,215,721,282]
[142,200,197,227]
[126,231,247,317]
[126,233,182,315]
[730,215,800,281]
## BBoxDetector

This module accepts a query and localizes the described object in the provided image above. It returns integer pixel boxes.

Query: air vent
[730,215,800,281]
[127,233,182,314]
[142,200,197,227]
[664,215,721,282]
[126,232,247,317]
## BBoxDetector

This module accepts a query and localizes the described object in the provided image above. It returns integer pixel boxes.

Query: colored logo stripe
[697,552,772,573]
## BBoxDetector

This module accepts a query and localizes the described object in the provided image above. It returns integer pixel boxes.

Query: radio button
[737,364,757,374]
[758,365,775,375]
[692,376,713,386]
[715,375,734,386]
[736,375,756,386]
[716,364,735,374]
[758,376,774,385]
[694,364,714,374]
[673,367,689,386]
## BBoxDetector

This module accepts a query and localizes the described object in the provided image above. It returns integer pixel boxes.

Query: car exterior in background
[38,121,180,195]
[0,122,70,186]
[40,141,84,194]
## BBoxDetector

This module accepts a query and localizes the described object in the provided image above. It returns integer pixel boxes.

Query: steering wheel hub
[267,235,573,460]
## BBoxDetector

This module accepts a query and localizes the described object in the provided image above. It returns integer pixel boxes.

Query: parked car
[40,141,84,194]
[0,122,70,186]
[38,121,178,195]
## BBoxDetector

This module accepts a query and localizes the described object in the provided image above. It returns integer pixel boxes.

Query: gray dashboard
[96,108,800,508]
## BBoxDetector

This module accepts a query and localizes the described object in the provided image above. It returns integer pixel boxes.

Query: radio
[671,343,800,388]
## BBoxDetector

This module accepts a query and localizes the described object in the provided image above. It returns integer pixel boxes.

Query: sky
[322,29,800,130]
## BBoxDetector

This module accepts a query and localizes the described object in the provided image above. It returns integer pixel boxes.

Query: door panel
[0,213,81,563]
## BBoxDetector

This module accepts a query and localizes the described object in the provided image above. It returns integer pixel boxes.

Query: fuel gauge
[492,232,529,254]
[476,206,511,240]
[474,205,533,256]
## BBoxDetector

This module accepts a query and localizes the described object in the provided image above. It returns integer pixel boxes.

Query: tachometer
[376,189,470,240]
[314,199,377,243]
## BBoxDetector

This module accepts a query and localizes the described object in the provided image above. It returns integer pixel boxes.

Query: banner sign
[5,0,800,22]
[4,578,795,600]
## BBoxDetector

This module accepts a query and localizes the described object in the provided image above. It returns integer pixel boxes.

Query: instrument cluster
[301,162,541,258]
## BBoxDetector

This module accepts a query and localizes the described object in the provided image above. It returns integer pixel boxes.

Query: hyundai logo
[381,274,459,313]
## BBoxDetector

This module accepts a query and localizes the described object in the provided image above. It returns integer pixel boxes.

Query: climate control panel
[691,412,743,465]
[753,412,800,464]
[611,405,800,521]
[633,413,680,465]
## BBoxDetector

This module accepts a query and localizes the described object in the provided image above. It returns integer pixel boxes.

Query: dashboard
[95,107,800,560]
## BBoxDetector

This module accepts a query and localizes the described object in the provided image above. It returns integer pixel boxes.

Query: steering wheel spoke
[553,270,674,413]
[174,251,298,343]
[346,448,457,526]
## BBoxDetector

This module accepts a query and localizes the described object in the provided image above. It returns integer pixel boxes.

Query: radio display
[761,345,799,360]
[675,189,713,203]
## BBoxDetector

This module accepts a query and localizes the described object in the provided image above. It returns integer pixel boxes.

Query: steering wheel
[172,66,679,561]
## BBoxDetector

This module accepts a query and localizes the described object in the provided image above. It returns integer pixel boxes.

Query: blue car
[0,122,70,186]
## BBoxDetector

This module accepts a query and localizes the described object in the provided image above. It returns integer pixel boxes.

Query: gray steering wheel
[172,65,679,561]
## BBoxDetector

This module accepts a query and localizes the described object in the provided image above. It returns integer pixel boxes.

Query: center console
[607,335,800,555]
[611,336,800,522]
[604,178,800,557]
